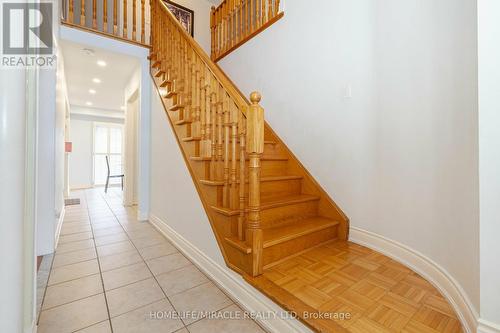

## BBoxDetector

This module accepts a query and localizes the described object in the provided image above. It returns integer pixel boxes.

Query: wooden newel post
[246,91,264,276]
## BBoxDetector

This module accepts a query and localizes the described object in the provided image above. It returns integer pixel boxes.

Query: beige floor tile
[49,259,100,286]
[56,239,95,254]
[106,278,165,317]
[93,226,124,237]
[37,294,108,333]
[74,320,112,332]
[187,304,265,333]
[146,253,191,276]
[58,231,93,244]
[124,227,159,239]
[102,261,152,290]
[98,250,143,272]
[94,232,129,246]
[169,282,233,325]
[157,265,209,296]
[60,224,92,235]
[97,240,136,257]
[92,221,122,230]
[131,234,168,249]
[138,242,178,260]
[111,299,184,333]
[43,274,103,309]
[53,247,97,268]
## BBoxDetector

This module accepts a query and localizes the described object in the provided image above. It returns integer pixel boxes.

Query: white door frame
[123,89,139,206]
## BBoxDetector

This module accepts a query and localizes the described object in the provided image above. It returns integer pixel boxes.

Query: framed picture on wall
[163,1,194,37]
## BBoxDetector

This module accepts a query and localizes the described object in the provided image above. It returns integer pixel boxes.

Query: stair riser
[201,178,303,207]
[262,226,339,267]
[260,200,319,228]
[192,160,289,180]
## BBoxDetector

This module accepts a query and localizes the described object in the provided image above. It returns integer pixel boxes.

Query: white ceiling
[61,40,139,112]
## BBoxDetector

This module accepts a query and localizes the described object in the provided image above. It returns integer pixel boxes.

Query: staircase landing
[245,240,463,333]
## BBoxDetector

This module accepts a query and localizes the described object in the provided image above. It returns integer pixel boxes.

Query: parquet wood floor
[245,240,463,333]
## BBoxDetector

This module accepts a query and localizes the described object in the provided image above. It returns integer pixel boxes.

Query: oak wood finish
[211,0,284,62]
[61,0,149,46]
[246,241,463,333]
[150,0,349,280]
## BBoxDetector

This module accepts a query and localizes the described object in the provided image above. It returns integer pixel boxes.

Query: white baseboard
[149,214,313,333]
[54,207,65,249]
[350,227,479,333]
[478,319,500,333]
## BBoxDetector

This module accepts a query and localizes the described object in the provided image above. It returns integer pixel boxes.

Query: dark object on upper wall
[163,0,194,36]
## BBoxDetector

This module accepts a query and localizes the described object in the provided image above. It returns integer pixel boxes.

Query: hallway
[37,188,265,333]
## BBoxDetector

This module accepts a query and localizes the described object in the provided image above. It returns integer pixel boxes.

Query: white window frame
[92,122,124,186]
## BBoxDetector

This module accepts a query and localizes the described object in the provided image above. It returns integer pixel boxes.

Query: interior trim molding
[54,207,65,249]
[350,227,478,333]
[149,214,313,333]
[478,319,500,333]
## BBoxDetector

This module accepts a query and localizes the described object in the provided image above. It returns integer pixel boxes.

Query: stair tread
[190,155,288,161]
[263,216,339,248]
[212,194,319,216]
[175,118,192,125]
[225,216,339,253]
[200,175,302,186]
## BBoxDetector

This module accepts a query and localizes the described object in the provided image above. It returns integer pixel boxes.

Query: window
[93,123,123,185]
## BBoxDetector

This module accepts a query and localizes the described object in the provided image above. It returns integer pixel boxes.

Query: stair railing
[210,0,284,62]
[152,0,265,275]
[61,0,150,46]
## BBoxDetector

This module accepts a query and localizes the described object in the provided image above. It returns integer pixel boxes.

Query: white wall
[170,0,213,53]
[219,0,480,326]
[150,80,224,265]
[69,115,124,189]
[478,0,500,330]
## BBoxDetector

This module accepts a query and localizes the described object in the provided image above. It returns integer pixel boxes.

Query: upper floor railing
[210,0,284,62]
[61,0,151,47]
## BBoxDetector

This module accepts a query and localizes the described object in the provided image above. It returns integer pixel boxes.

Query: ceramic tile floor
[37,188,266,333]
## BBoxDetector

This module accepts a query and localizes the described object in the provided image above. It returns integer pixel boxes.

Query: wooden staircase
[150,0,349,278]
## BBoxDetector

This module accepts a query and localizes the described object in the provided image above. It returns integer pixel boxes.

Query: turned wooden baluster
[230,100,238,209]
[238,114,246,240]
[210,7,216,60]
[199,63,207,157]
[92,0,97,29]
[203,68,212,159]
[68,0,74,23]
[222,93,230,207]
[103,0,107,32]
[209,76,218,179]
[141,0,145,42]
[189,52,197,125]
[275,0,280,15]
[216,85,224,181]
[113,0,117,34]
[192,58,201,140]
[81,0,85,26]
[246,91,264,276]
[132,0,137,40]
[123,0,127,38]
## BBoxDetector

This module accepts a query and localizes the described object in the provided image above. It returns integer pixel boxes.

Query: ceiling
[61,40,139,112]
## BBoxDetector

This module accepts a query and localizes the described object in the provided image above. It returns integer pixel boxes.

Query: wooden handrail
[155,0,250,113]
[61,0,150,46]
[210,0,283,62]
[151,0,265,275]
